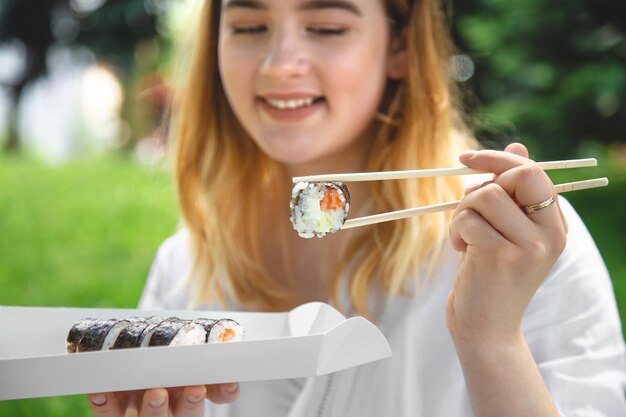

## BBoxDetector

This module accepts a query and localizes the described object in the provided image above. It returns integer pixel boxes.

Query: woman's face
[218,0,396,169]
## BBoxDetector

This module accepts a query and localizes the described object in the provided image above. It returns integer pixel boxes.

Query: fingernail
[90,395,106,406]
[461,150,476,157]
[149,396,166,408]
[224,383,238,394]
[187,395,204,404]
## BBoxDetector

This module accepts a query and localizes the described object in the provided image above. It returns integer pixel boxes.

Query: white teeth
[265,97,315,110]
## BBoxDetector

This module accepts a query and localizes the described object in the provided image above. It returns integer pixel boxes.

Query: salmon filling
[319,188,343,211]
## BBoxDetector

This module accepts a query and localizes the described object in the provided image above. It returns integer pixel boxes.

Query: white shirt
[139,198,626,417]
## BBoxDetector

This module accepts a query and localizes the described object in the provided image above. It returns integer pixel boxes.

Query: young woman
[88,0,626,416]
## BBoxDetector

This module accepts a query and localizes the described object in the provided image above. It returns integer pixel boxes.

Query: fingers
[456,145,566,254]
[461,145,555,220]
[460,146,532,177]
[170,385,207,417]
[87,385,237,417]
[206,383,240,404]
[461,143,528,195]
[139,388,168,416]
[498,167,557,231]
[495,163,553,210]
[87,392,124,416]
[464,179,492,196]
[454,182,534,247]
[449,206,508,253]
[504,143,567,232]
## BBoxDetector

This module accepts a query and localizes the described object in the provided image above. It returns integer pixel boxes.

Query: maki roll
[66,318,98,353]
[75,319,132,352]
[289,181,350,238]
[111,316,163,350]
[144,318,207,347]
[193,318,216,342]
[194,318,245,343]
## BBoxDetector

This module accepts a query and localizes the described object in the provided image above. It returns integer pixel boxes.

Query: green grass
[0,153,179,416]
[0,154,179,309]
[0,149,624,416]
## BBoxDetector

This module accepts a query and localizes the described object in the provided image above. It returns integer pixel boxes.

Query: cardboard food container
[0,302,391,401]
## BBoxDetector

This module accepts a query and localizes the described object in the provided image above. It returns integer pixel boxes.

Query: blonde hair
[174,0,476,317]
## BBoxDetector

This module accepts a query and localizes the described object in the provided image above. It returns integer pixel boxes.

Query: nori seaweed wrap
[147,318,206,347]
[111,316,163,349]
[66,318,98,353]
[75,319,131,352]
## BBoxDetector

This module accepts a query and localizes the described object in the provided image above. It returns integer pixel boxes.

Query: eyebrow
[223,0,362,16]
[299,0,362,16]
[223,0,267,11]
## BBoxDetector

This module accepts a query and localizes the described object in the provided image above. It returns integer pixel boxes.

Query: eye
[307,27,349,36]
[232,25,267,35]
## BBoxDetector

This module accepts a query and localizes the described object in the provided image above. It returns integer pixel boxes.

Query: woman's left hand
[446,143,567,345]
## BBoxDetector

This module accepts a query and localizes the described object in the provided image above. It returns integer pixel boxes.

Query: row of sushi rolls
[66,316,244,353]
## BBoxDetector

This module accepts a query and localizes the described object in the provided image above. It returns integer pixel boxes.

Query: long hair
[174,0,476,316]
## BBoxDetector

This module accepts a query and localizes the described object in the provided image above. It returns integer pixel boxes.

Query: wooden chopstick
[340,177,608,230]
[292,158,597,183]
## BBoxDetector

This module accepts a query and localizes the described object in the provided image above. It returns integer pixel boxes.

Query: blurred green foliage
[0,0,164,153]
[546,143,626,325]
[453,0,626,158]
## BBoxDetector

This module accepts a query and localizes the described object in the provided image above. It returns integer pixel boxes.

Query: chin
[256,136,325,165]
[263,147,321,165]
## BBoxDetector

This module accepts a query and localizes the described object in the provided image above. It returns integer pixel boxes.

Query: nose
[259,27,309,78]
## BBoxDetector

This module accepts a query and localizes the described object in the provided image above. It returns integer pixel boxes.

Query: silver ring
[522,196,556,215]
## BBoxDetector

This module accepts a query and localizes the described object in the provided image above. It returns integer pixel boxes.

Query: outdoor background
[1,0,624,415]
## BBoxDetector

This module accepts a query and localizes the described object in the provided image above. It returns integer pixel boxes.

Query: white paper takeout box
[0,302,391,401]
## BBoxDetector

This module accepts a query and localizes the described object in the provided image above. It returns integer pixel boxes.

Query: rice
[169,321,207,346]
[289,182,350,238]
[206,319,245,343]
[101,320,132,350]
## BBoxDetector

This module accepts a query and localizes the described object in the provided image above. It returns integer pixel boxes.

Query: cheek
[218,41,257,106]
[328,43,389,113]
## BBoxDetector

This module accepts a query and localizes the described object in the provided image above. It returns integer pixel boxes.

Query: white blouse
[139,198,626,417]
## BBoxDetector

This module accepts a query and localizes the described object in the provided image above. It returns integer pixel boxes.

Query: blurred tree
[0,0,163,154]
[0,0,55,153]
[71,0,161,75]
[451,0,626,158]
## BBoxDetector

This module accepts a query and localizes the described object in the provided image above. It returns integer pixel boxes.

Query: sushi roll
[111,316,163,350]
[66,318,98,353]
[193,318,217,341]
[194,318,244,343]
[75,319,132,352]
[67,315,245,353]
[208,319,244,343]
[289,181,350,238]
[145,318,207,347]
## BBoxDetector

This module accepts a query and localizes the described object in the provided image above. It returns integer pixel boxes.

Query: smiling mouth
[262,97,324,110]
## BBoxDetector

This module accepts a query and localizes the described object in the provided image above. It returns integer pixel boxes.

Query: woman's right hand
[87,383,239,416]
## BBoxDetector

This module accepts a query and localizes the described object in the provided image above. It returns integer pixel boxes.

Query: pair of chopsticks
[291,158,609,230]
